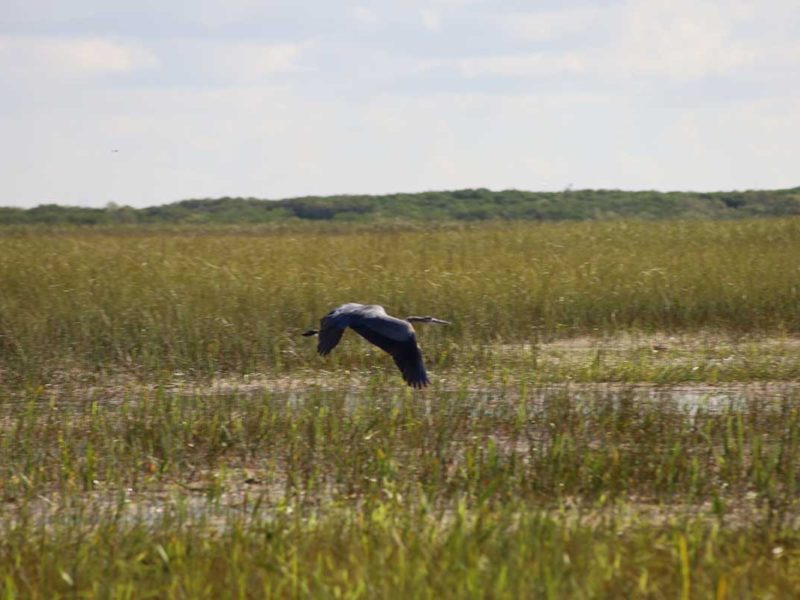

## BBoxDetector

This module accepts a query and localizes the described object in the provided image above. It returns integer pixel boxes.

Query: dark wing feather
[349,322,430,388]
[317,323,345,356]
[389,339,430,389]
[348,321,396,353]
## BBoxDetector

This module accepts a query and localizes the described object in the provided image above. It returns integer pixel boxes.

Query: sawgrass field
[1,218,800,597]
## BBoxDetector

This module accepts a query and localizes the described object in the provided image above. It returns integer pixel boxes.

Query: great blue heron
[302,303,450,388]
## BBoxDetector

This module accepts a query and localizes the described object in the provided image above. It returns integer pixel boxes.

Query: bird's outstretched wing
[317,324,344,356]
[349,322,430,388]
[389,340,430,389]
[313,303,365,355]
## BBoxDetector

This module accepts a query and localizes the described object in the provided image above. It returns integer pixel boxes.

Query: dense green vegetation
[2,219,799,386]
[3,385,800,597]
[2,218,800,596]
[2,186,800,225]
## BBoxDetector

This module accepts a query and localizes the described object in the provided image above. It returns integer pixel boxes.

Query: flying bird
[302,303,450,388]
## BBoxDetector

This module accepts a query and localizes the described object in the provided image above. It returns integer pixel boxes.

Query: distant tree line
[2,188,799,226]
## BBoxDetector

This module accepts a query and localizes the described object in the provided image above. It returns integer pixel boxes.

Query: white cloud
[613,0,759,80]
[203,41,308,82]
[0,35,158,78]
[420,8,441,31]
[419,13,799,83]
[419,52,586,77]
[190,0,272,26]
[351,5,378,25]
[427,1,798,82]
[500,7,605,42]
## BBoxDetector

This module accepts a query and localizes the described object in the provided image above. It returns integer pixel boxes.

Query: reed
[2,384,800,597]
[1,218,799,596]
[1,219,798,384]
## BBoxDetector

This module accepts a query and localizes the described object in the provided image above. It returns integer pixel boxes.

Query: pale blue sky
[2,0,798,207]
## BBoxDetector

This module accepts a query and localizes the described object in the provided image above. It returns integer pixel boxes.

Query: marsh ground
[1,220,800,597]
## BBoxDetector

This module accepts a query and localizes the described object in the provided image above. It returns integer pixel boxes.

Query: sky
[1,1,799,208]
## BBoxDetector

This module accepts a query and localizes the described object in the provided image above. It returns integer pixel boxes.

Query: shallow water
[4,381,800,529]
[5,380,800,416]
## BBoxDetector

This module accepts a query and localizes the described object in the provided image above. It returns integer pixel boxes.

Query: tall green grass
[2,220,800,596]
[1,219,798,384]
[3,385,800,506]
[2,385,800,597]
[3,501,800,598]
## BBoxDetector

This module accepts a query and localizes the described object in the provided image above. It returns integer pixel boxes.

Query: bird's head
[406,316,451,325]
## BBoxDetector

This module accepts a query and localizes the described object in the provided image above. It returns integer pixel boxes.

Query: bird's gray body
[304,303,448,388]
[318,303,415,351]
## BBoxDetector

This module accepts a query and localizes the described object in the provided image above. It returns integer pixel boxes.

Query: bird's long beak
[430,318,450,325]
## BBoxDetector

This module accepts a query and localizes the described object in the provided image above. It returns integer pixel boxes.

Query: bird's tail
[302,329,319,337]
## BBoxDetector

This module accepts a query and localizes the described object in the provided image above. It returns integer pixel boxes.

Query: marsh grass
[3,384,800,596]
[4,500,800,598]
[2,219,800,596]
[4,384,800,506]
[1,219,799,385]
